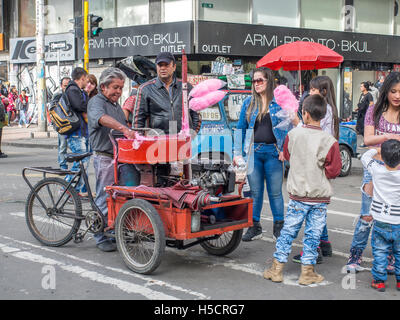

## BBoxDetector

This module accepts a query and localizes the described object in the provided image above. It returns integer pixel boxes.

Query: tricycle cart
[106,128,253,274]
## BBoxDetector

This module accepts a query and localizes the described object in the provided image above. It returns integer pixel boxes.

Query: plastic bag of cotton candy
[273,85,299,131]
[189,79,227,111]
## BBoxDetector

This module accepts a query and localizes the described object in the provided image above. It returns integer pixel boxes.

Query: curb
[2,141,58,150]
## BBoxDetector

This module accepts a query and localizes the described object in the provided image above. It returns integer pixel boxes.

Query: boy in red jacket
[264,94,342,285]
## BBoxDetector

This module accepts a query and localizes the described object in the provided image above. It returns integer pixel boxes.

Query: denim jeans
[247,143,284,222]
[93,154,140,244]
[65,135,89,193]
[274,200,327,265]
[350,166,373,251]
[371,221,400,282]
[58,134,68,170]
[18,110,27,126]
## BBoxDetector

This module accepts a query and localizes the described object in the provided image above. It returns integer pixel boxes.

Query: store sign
[196,21,400,63]
[9,33,75,64]
[77,21,193,59]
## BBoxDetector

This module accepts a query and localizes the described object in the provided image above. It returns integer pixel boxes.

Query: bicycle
[23,152,108,246]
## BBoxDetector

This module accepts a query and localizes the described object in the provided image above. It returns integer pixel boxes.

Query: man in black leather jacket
[133,52,201,134]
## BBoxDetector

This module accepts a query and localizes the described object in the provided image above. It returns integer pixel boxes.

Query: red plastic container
[117,134,192,164]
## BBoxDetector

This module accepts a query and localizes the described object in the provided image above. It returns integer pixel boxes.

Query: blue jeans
[65,135,89,193]
[18,110,27,126]
[350,167,373,252]
[274,200,327,265]
[371,221,400,282]
[93,154,140,244]
[58,134,68,170]
[247,143,284,222]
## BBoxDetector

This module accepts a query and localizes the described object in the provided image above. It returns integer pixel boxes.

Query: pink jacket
[7,92,17,112]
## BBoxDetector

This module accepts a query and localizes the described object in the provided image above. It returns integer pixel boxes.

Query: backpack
[0,100,5,123]
[48,92,80,135]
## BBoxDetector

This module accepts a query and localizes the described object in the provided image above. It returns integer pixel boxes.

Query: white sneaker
[18,124,22,128]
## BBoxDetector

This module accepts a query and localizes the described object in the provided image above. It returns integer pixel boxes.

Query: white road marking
[0,241,178,300]
[331,197,361,204]
[264,200,359,218]
[0,234,209,300]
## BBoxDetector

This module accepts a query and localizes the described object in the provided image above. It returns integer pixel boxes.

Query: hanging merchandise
[226,74,246,89]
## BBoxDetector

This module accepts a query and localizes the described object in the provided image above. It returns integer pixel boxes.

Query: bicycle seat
[66,152,93,163]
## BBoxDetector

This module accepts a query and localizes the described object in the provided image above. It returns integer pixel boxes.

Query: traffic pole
[36,0,47,132]
[83,1,89,72]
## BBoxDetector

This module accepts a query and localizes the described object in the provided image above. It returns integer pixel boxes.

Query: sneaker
[319,240,333,257]
[396,281,400,291]
[371,280,385,292]
[292,247,323,264]
[346,248,363,273]
[387,254,395,275]
[242,221,262,241]
[0,152,8,158]
[96,240,117,252]
[18,124,22,128]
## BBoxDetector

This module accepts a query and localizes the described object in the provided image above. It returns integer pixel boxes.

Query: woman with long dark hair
[346,72,400,273]
[234,67,291,241]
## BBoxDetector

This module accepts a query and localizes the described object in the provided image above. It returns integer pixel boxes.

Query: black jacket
[65,80,88,114]
[133,77,201,134]
[65,80,89,135]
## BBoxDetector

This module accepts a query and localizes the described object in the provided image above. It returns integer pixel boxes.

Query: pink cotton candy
[189,79,226,98]
[274,85,299,112]
[189,90,226,111]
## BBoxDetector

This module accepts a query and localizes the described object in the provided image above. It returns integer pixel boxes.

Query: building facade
[3,0,400,117]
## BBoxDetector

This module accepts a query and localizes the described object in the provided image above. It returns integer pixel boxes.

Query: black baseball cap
[155,52,176,65]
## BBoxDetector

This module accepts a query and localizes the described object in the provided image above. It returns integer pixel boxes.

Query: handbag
[48,92,80,135]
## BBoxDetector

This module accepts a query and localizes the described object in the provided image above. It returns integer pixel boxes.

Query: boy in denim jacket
[264,95,342,285]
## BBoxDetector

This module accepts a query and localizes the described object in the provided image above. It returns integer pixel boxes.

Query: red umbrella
[256,41,344,71]
[256,41,343,95]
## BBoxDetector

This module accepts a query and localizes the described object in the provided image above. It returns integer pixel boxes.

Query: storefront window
[198,0,250,24]
[252,0,298,28]
[19,0,36,37]
[89,0,116,29]
[164,0,192,22]
[45,0,73,34]
[300,0,343,31]
[354,0,392,35]
[116,0,149,27]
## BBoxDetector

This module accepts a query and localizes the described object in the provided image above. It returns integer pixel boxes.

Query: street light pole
[83,1,89,72]
[36,0,47,132]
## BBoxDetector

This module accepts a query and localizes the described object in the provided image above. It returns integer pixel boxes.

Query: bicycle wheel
[115,199,165,274]
[25,177,82,247]
[200,229,243,256]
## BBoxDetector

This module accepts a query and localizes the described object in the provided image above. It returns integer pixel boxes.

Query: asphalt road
[0,145,398,302]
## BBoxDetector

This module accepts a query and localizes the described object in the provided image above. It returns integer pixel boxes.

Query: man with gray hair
[88,67,139,252]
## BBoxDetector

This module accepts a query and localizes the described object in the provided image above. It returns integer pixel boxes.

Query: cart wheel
[200,229,243,256]
[25,177,82,247]
[339,145,352,177]
[115,198,165,274]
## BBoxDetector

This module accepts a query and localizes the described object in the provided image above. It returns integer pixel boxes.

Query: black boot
[242,221,262,241]
[273,220,284,240]
[319,240,332,257]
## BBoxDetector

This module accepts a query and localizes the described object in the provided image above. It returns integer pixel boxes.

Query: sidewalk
[2,124,58,149]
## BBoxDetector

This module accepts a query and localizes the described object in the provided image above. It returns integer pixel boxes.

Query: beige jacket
[283,125,342,203]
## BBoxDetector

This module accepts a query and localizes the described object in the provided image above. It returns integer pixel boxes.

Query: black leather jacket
[133,77,201,134]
